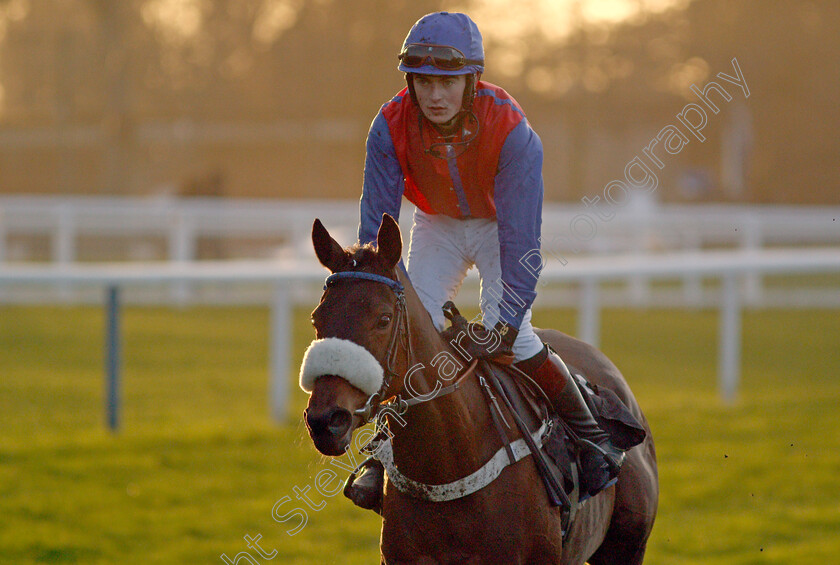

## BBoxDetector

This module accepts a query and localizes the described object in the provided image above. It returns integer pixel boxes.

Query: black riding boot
[343,457,384,514]
[518,346,625,497]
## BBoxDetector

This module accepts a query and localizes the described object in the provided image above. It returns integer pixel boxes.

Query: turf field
[0,305,838,564]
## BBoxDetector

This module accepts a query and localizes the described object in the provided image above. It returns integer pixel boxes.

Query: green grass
[0,305,838,564]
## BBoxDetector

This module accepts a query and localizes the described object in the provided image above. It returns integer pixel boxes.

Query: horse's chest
[381,542,497,565]
[381,503,551,564]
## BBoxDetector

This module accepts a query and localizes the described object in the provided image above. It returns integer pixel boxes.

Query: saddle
[441,304,646,534]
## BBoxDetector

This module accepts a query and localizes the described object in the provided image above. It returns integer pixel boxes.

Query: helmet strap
[405,73,418,106]
[434,110,465,136]
[462,72,481,111]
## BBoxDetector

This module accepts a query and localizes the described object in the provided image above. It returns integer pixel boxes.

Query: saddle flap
[489,364,550,429]
[484,363,576,501]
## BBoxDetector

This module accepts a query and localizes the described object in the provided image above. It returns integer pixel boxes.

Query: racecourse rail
[3,196,839,307]
[2,197,838,266]
[2,247,839,429]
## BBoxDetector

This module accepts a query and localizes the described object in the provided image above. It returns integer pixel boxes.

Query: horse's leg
[525,550,560,565]
[587,507,653,565]
[379,556,476,565]
[590,445,657,565]
[587,534,648,565]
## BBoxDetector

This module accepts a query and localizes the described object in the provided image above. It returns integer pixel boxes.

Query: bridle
[321,269,476,426]
[322,270,412,423]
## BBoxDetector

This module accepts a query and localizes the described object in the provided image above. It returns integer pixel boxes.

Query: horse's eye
[376,314,392,329]
[310,317,316,327]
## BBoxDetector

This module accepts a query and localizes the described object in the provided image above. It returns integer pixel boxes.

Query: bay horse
[302,214,658,564]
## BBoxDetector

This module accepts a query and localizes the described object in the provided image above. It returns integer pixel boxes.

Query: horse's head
[301,214,406,456]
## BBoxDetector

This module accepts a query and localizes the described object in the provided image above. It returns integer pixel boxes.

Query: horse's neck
[390,270,494,482]
[398,267,453,384]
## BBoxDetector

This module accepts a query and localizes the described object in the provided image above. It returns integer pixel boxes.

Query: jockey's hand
[490,321,518,365]
[441,302,517,364]
[461,321,515,364]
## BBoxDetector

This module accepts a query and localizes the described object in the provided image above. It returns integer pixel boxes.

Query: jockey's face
[413,74,466,126]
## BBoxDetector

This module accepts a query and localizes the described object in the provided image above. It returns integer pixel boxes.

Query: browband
[324,271,404,294]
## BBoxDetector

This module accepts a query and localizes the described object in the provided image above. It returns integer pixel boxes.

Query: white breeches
[406,209,544,362]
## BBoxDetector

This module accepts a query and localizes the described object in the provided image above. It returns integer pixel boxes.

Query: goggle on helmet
[398,12,485,110]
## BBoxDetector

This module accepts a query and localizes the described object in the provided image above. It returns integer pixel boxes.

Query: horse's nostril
[328,409,352,435]
[305,407,352,438]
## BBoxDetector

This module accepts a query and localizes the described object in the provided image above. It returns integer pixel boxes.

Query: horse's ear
[376,213,402,269]
[312,218,347,272]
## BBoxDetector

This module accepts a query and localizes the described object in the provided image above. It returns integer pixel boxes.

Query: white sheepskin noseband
[299,338,384,396]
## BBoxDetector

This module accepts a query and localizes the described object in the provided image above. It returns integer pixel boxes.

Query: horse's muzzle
[304,406,353,456]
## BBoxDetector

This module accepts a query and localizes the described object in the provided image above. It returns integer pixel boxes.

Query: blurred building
[0,0,836,204]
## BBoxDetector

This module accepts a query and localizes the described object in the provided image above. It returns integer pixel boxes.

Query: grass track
[0,305,838,564]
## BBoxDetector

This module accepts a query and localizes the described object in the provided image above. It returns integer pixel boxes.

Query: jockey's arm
[358,111,404,247]
[493,118,544,330]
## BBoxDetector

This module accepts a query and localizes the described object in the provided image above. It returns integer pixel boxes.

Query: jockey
[350,11,624,512]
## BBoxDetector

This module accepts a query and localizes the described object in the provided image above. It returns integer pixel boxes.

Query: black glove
[441,302,518,364]
[491,321,518,365]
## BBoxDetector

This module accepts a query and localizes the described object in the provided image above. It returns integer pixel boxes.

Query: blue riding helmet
[398,12,484,76]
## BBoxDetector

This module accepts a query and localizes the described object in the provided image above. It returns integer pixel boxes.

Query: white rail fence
[1,196,838,306]
[2,247,839,428]
[2,196,838,262]
[0,195,362,264]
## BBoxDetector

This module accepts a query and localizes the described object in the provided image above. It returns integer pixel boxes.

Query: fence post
[628,226,650,305]
[682,228,704,306]
[742,215,762,305]
[0,207,5,301]
[0,206,5,263]
[169,209,195,304]
[105,285,121,431]
[719,273,741,403]
[54,204,77,265]
[269,283,290,422]
[55,205,77,301]
[579,278,601,348]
